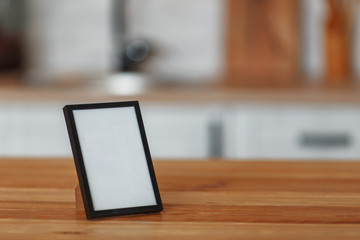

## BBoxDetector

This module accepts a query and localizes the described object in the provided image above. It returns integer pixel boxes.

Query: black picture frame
[63,101,163,219]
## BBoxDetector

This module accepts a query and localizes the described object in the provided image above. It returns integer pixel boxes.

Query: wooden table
[0,158,360,239]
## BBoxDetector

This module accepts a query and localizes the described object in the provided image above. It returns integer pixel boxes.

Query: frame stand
[75,184,84,211]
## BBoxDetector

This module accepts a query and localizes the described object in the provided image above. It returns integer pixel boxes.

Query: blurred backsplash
[1,1,360,160]
[25,0,114,84]
[2,0,360,86]
[0,0,225,85]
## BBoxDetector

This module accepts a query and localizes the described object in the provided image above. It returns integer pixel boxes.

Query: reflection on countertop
[2,74,360,104]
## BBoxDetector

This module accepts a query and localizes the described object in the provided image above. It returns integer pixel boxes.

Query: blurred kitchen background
[1,0,360,160]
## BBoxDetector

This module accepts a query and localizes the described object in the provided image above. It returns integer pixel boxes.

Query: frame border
[63,101,163,219]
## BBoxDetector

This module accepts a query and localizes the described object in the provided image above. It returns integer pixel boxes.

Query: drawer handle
[299,132,352,148]
[208,119,222,157]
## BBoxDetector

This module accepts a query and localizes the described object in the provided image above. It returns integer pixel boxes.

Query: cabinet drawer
[0,102,71,157]
[142,104,220,159]
[224,105,360,159]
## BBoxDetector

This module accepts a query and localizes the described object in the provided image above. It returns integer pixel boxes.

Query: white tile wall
[25,0,114,83]
[127,0,225,83]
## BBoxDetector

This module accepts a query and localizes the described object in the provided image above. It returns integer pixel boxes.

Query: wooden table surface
[1,158,360,239]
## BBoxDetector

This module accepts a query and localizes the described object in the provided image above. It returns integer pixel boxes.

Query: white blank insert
[73,106,157,211]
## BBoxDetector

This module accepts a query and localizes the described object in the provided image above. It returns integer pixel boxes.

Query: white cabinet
[0,102,71,157]
[1,101,360,160]
[223,104,360,160]
[141,104,220,159]
[0,102,220,159]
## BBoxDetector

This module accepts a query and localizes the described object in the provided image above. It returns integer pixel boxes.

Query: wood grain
[4,82,360,104]
[325,0,354,84]
[226,0,299,86]
[0,158,360,239]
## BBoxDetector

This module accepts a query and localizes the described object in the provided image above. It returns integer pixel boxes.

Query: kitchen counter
[2,80,360,104]
[1,158,360,239]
